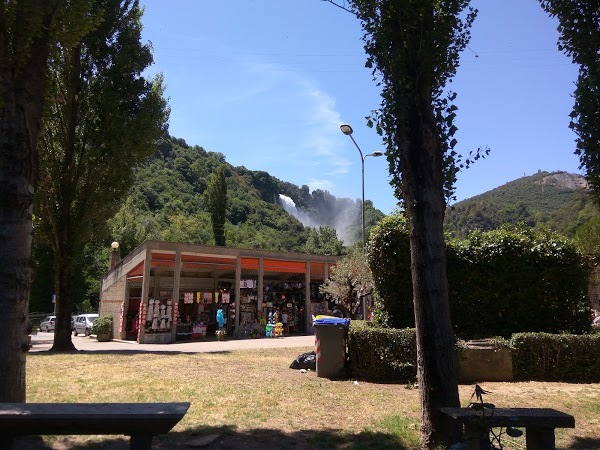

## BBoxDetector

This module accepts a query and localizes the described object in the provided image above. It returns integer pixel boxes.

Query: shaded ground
[13,423,600,450]
[14,425,413,450]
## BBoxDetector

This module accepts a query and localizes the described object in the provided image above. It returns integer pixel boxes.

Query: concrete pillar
[258,258,264,320]
[234,257,241,337]
[138,250,152,343]
[305,261,312,334]
[171,251,181,342]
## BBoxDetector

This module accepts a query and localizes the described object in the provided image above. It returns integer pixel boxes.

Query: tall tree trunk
[0,109,32,400]
[50,250,77,351]
[0,10,53,401]
[48,43,80,352]
[401,88,461,448]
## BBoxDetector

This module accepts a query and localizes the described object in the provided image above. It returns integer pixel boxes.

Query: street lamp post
[340,124,383,253]
[341,124,382,321]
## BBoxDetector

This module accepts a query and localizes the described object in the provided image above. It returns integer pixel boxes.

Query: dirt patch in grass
[24,347,600,449]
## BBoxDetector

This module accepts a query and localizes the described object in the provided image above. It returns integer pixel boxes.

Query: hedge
[510,332,600,382]
[368,218,592,339]
[347,323,417,382]
[348,326,600,383]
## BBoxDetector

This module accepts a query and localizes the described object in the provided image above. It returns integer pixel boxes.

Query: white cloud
[306,178,336,192]
[164,46,356,196]
[220,57,354,181]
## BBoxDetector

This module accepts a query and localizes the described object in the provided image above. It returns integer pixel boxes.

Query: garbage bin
[314,317,350,378]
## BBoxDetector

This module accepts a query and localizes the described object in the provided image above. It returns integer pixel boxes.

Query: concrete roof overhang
[102,240,337,289]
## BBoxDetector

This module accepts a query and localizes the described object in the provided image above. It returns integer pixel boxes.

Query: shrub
[367,214,413,329]
[91,315,113,336]
[510,332,600,382]
[368,217,592,339]
[450,226,592,338]
[347,323,416,382]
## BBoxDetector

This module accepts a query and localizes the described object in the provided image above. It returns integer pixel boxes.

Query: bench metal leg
[130,433,154,450]
[526,427,555,450]
[463,424,491,450]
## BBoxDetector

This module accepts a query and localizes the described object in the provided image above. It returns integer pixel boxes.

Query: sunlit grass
[25,349,600,449]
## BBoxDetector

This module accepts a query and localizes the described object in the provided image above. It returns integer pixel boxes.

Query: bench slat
[0,403,190,436]
[440,407,575,428]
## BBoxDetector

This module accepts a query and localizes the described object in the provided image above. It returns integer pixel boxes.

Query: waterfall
[278,193,357,244]
[279,194,298,217]
[278,194,316,228]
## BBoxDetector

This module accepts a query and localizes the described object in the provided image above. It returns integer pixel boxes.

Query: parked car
[73,314,99,336]
[71,315,78,332]
[40,315,56,332]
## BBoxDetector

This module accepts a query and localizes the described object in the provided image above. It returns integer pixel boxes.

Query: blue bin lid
[314,317,350,326]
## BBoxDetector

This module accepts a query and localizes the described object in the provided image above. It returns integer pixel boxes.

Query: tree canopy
[320,247,372,318]
[205,166,227,246]
[538,0,600,204]
[0,0,99,403]
[34,0,169,351]
[349,0,478,446]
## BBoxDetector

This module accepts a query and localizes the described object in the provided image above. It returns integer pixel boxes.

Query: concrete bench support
[440,407,575,450]
[0,402,190,450]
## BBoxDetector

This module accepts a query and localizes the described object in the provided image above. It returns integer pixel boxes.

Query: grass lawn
[23,346,600,449]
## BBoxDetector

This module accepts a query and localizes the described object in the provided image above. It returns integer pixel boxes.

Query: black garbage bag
[290,351,316,370]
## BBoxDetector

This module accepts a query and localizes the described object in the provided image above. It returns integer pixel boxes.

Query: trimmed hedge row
[510,332,600,382]
[347,323,417,381]
[368,217,592,339]
[348,325,600,383]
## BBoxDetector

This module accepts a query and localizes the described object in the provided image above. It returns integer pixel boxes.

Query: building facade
[100,240,339,343]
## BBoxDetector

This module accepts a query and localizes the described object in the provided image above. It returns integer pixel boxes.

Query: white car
[73,314,99,336]
[39,315,56,332]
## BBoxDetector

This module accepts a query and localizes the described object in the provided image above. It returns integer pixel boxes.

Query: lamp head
[370,151,384,157]
[340,124,353,136]
[111,241,119,251]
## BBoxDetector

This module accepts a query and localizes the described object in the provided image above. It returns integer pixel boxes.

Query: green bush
[510,332,600,382]
[450,226,591,338]
[367,214,413,329]
[368,217,592,339]
[91,315,113,335]
[347,326,600,383]
[347,323,417,382]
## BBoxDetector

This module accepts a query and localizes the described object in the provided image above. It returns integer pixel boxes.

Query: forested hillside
[109,133,385,256]
[444,171,599,238]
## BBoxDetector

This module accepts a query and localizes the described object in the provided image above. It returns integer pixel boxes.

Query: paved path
[30,331,315,353]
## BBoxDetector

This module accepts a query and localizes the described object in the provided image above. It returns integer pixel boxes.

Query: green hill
[444,170,599,238]
[108,133,385,256]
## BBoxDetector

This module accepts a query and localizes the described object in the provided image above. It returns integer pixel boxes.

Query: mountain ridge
[444,170,597,238]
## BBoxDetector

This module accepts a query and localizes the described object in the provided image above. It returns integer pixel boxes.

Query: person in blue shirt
[216,309,225,331]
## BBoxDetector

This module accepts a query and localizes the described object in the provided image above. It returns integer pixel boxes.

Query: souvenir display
[124,273,327,343]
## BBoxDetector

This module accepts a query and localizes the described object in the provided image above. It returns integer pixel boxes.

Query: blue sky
[139,0,581,215]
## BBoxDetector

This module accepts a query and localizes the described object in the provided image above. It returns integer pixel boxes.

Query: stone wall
[457,341,513,382]
[100,275,126,339]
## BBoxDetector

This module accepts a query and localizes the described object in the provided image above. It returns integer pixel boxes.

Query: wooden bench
[441,407,575,450]
[0,402,190,450]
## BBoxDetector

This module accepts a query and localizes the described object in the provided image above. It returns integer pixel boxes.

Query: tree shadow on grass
[13,424,415,449]
[566,436,600,450]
